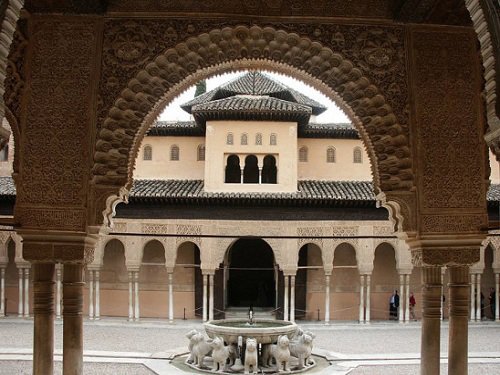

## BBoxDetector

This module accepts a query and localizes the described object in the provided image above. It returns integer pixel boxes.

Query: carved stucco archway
[93,25,413,228]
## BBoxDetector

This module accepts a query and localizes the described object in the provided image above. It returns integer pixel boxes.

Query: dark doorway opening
[227,238,275,308]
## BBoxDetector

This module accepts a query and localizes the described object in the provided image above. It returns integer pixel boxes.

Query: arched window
[298,146,308,162]
[255,133,262,145]
[243,155,259,183]
[270,133,277,146]
[241,133,248,145]
[170,145,180,161]
[227,133,234,145]
[225,155,241,183]
[262,155,277,184]
[353,147,362,163]
[0,144,8,162]
[326,147,336,163]
[197,144,205,161]
[143,145,152,161]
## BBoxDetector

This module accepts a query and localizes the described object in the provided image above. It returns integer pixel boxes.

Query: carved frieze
[411,247,480,267]
[143,224,169,235]
[421,214,488,233]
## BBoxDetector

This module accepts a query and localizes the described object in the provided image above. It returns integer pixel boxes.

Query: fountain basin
[204,318,298,345]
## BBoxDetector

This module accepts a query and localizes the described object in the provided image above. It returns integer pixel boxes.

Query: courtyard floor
[0,318,499,374]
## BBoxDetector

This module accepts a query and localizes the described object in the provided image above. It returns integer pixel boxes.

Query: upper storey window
[353,147,362,164]
[143,145,152,161]
[170,145,180,161]
[225,154,241,183]
[326,147,336,163]
[255,133,262,145]
[262,155,277,184]
[270,133,277,146]
[241,133,248,145]
[197,144,205,161]
[299,146,308,162]
[227,133,234,145]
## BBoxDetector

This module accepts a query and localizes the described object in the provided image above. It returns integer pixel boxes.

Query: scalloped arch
[93,25,413,212]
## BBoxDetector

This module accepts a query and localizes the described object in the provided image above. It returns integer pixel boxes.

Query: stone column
[56,266,62,319]
[18,268,23,317]
[470,273,476,321]
[63,263,85,375]
[365,275,371,323]
[258,167,262,184]
[290,275,295,322]
[399,273,404,322]
[476,273,481,321]
[0,266,5,317]
[134,271,139,321]
[448,266,470,375]
[440,269,445,321]
[420,266,442,375]
[32,263,55,375]
[128,271,133,321]
[275,265,279,309]
[209,274,214,321]
[88,270,94,320]
[168,272,174,323]
[324,274,330,324]
[284,276,289,321]
[405,274,410,323]
[495,273,499,321]
[23,268,29,317]
[240,168,244,184]
[202,274,208,322]
[359,274,365,323]
[95,270,100,320]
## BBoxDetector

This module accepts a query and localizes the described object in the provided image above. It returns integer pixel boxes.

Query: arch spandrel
[93,24,415,232]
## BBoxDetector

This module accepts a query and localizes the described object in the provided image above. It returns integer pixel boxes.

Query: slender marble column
[32,263,55,375]
[405,274,410,323]
[23,268,29,317]
[168,272,174,322]
[365,275,371,323]
[448,266,470,375]
[88,270,94,320]
[62,264,85,375]
[95,270,100,320]
[202,274,208,322]
[128,271,133,321]
[284,276,289,321]
[240,169,244,184]
[420,266,442,375]
[399,274,404,322]
[470,273,475,321]
[0,266,5,317]
[134,271,140,321]
[209,274,214,321]
[290,275,295,322]
[495,273,499,321]
[440,270,445,321]
[258,168,262,184]
[359,275,365,323]
[56,267,62,319]
[324,275,330,324]
[18,268,23,317]
[275,266,279,309]
[476,273,481,321]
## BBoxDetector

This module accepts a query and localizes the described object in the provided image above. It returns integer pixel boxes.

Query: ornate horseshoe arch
[93,25,414,228]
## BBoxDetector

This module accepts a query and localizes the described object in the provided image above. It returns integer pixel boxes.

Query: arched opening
[243,155,259,183]
[297,243,324,320]
[143,145,152,161]
[332,243,359,320]
[225,154,240,183]
[101,239,128,317]
[139,240,167,318]
[372,243,399,321]
[175,242,202,319]
[5,239,17,315]
[482,244,496,320]
[226,238,276,309]
[261,154,277,184]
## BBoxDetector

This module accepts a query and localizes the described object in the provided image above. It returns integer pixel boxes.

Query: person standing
[389,290,399,320]
[409,292,416,321]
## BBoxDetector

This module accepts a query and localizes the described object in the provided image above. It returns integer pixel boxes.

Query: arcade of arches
[0,1,500,375]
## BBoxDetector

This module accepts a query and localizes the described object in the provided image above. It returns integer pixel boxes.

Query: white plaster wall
[297,138,372,181]
[204,120,298,192]
[134,136,205,180]
[490,150,499,184]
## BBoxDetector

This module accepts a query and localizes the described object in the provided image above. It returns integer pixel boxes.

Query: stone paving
[0,318,499,374]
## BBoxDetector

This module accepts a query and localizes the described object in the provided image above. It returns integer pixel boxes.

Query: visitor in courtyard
[409,292,416,321]
[389,290,399,320]
[489,288,496,319]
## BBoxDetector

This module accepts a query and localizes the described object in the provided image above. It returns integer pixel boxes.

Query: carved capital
[410,241,481,267]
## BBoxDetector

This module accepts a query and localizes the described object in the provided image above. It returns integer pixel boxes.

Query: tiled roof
[147,120,204,136]
[300,122,359,139]
[490,183,500,202]
[181,71,327,116]
[0,176,15,197]
[192,96,312,126]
